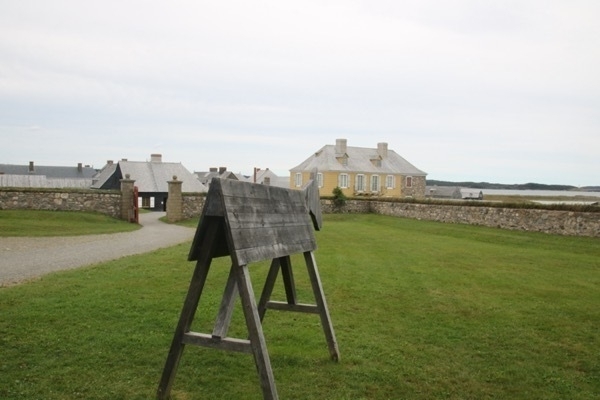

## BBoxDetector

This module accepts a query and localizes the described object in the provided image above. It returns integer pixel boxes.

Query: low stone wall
[0,188,122,219]
[182,194,206,220]
[371,201,600,237]
[3,187,598,237]
[323,199,599,237]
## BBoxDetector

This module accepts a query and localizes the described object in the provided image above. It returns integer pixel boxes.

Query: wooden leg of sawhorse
[258,256,297,322]
[237,263,279,400]
[156,258,212,399]
[304,251,340,362]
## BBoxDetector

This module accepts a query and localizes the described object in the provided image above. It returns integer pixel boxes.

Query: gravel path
[0,212,196,286]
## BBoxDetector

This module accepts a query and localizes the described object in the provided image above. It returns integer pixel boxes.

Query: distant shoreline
[427,180,600,192]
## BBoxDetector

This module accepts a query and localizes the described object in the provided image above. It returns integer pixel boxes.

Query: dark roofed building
[92,154,206,211]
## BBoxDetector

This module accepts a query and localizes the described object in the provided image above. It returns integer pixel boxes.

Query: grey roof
[90,162,118,188]
[195,169,238,185]
[255,169,289,188]
[92,160,206,193]
[0,163,97,179]
[460,188,484,199]
[290,144,427,176]
[0,174,93,188]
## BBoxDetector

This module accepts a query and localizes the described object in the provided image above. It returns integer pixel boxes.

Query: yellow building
[290,139,427,199]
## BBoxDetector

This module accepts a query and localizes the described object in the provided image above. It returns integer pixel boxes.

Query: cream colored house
[290,139,427,198]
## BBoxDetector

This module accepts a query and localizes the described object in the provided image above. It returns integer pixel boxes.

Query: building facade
[290,139,427,199]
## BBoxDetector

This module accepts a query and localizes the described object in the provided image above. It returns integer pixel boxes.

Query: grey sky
[1,0,598,186]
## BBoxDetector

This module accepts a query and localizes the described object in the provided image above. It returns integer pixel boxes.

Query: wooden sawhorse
[157,178,339,399]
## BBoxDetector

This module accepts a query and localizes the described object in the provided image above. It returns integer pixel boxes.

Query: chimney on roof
[151,154,162,163]
[77,163,83,172]
[107,160,113,165]
[335,138,347,154]
[219,167,227,174]
[29,161,34,173]
[209,167,218,172]
[254,167,260,183]
[377,142,388,159]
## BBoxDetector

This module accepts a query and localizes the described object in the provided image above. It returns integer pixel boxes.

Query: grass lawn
[1,214,598,399]
[0,210,140,236]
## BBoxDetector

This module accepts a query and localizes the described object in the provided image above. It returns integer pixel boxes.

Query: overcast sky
[1,0,598,186]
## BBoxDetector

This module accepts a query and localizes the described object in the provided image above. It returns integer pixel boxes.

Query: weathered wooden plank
[182,332,253,354]
[258,258,281,322]
[188,216,230,261]
[235,240,316,267]
[302,179,322,231]
[225,212,312,230]
[228,226,315,250]
[236,263,279,400]
[222,195,307,213]
[279,256,297,304]
[304,251,340,362]
[212,265,238,339]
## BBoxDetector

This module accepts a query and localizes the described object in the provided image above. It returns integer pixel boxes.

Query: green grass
[1,214,599,399]
[0,210,140,236]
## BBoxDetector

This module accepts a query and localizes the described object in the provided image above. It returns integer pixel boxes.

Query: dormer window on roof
[371,157,382,167]
[336,155,348,166]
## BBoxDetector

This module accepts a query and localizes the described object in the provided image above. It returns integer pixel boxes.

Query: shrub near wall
[0,188,122,219]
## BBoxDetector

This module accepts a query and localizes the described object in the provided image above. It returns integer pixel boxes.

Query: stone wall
[323,199,599,237]
[3,187,598,237]
[321,199,370,214]
[182,193,206,220]
[0,188,121,219]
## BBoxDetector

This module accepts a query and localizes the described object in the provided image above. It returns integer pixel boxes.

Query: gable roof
[290,142,427,176]
[254,168,290,188]
[92,159,206,193]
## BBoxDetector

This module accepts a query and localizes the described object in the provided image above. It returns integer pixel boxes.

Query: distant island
[426,180,600,192]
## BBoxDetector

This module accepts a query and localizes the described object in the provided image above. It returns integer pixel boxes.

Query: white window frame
[371,175,380,192]
[317,173,323,188]
[406,176,413,188]
[295,173,302,187]
[338,173,349,189]
[355,174,366,192]
[386,175,395,189]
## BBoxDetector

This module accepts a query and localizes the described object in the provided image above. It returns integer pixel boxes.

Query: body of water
[474,189,600,198]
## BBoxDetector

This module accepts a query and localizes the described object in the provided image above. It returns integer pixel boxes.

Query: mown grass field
[1,214,599,399]
[0,210,140,236]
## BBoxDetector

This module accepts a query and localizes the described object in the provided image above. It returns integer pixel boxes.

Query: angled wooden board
[189,178,318,266]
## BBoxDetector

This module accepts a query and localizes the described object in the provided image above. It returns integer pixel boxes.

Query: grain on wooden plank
[235,240,316,266]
